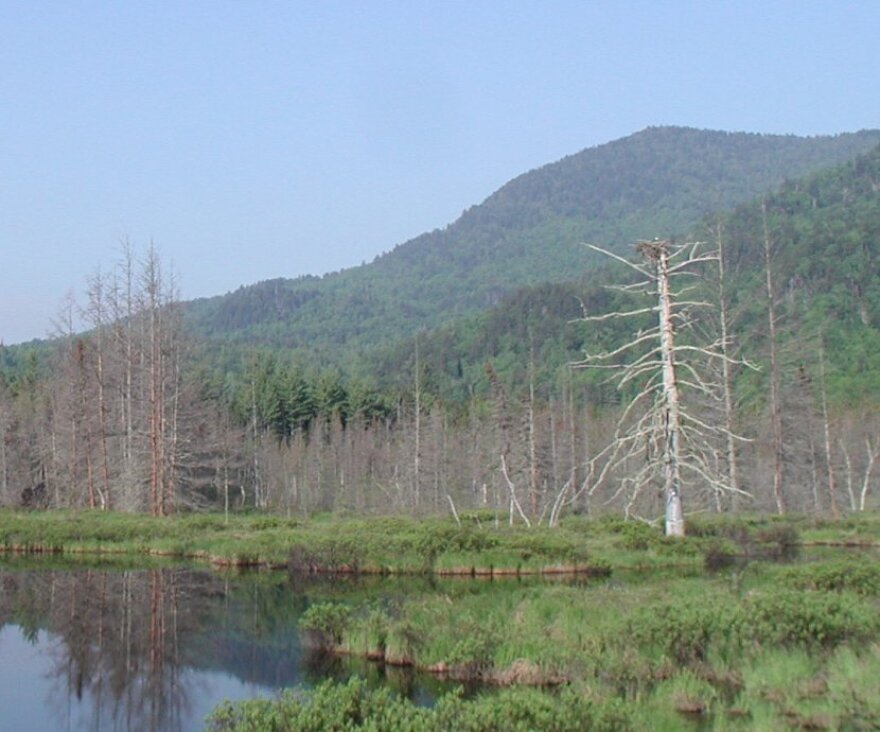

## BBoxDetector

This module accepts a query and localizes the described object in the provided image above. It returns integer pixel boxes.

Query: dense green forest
[2,128,880,528]
[366,141,880,403]
[185,126,880,368]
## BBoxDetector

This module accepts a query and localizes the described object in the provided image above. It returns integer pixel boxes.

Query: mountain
[368,138,880,405]
[186,126,880,367]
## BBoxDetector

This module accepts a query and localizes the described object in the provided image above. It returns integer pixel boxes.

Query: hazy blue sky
[2,1,879,343]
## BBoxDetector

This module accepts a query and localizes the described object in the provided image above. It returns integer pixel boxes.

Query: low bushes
[2,510,614,573]
[299,602,353,649]
[736,588,878,648]
[206,677,634,732]
[781,558,880,595]
[629,596,734,665]
[629,586,878,666]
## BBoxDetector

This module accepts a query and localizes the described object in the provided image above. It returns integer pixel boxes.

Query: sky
[2,1,879,344]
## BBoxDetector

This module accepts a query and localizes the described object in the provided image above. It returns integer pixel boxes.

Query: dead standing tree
[576,239,749,536]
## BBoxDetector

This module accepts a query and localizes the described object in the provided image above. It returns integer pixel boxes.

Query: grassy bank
[0,509,620,573]
[0,508,849,574]
[0,508,675,573]
[213,550,880,731]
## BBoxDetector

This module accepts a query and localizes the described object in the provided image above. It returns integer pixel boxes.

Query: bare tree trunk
[840,440,857,512]
[578,240,747,531]
[87,273,112,509]
[653,243,685,536]
[527,342,539,516]
[124,251,135,483]
[95,344,111,509]
[714,222,741,507]
[76,340,98,509]
[166,313,181,514]
[249,376,261,509]
[413,336,421,511]
[140,244,181,516]
[860,438,877,511]
[762,202,786,514]
[549,395,560,507]
[500,453,531,527]
[818,339,840,518]
[222,421,231,523]
[808,430,821,515]
[148,263,163,516]
[110,241,138,499]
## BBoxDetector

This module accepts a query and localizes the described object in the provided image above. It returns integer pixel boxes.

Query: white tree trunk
[655,244,685,536]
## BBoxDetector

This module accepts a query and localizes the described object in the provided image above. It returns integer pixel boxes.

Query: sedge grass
[0,509,666,573]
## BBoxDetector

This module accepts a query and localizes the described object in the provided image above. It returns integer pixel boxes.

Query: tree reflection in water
[0,566,304,732]
[0,564,462,731]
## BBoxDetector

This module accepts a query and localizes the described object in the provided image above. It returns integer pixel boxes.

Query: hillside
[366,140,880,405]
[185,126,880,366]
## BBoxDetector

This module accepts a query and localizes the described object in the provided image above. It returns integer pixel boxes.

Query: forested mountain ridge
[373,137,880,405]
[185,127,880,366]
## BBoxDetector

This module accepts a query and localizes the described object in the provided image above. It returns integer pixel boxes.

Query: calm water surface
[0,562,450,732]
[3,547,848,731]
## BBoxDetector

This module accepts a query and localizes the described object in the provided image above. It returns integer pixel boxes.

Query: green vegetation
[376,137,880,403]
[0,509,623,572]
[181,135,880,426]
[207,679,632,732]
[205,517,880,731]
[5,510,880,729]
[185,127,880,376]
[7,508,876,573]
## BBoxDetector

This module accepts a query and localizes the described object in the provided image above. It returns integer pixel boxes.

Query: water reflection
[0,560,607,731]
[0,563,452,732]
[0,566,267,731]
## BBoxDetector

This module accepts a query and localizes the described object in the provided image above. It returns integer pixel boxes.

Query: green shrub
[783,560,880,595]
[755,524,800,559]
[619,521,661,550]
[734,589,878,648]
[446,626,501,675]
[415,525,500,569]
[385,618,424,663]
[207,678,634,732]
[298,602,352,648]
[628,597,734,664]
[434,686,633,732]
[703,539,740,571]
[288,538,362,571]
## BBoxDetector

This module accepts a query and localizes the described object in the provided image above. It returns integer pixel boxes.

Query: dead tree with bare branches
[574,239,750,536]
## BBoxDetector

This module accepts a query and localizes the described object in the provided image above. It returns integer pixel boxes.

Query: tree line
[3,143,880,525]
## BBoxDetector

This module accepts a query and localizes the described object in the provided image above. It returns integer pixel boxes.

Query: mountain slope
[186,126,880,364]
[368,140,880,404]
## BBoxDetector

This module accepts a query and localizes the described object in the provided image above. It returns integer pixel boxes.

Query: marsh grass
[278,544,880,731]
[8,509,880,729]
[0,509,640,572]
[206,677,635,732]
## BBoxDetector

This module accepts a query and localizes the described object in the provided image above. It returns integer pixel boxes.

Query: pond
[0,561,458,732]
[2,546,859,731]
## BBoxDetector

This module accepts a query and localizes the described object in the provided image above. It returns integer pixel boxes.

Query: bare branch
[586,243,653,278]
[574,306,658,323]
[500,453,531,528]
